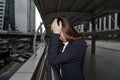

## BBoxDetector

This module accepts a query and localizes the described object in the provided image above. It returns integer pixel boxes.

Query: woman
[48,17,87,80]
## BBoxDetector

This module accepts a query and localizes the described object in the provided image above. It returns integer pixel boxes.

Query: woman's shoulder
[70,40,87,47]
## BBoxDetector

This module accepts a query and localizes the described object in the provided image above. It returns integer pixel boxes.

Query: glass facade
[0,0,5,30]
[3,0,15,31]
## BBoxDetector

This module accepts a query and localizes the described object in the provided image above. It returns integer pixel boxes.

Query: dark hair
[57,17,85,42]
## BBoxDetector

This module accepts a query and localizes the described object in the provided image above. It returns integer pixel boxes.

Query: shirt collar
[63,42,69,45]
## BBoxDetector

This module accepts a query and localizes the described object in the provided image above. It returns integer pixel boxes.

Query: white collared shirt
[60,42,69,77]
[62,42,69,53]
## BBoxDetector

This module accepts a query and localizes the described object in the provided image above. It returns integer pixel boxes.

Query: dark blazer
[48,34,86,80]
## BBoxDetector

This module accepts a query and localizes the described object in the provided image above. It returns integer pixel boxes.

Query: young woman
[48,17,87,80]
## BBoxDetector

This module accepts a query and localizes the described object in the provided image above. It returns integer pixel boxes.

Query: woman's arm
[48,34,86,65]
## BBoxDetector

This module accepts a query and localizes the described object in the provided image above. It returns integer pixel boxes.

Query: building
[4,0,15,31]
[27,0,36,32]
[0,0,15,31]
[0,0,5,30]
[0,0,35,32]
[15,0,35,32]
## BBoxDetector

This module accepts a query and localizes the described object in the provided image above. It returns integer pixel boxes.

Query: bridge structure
[0,30,41,39]
[34,0,120,54]
[1,0,120,80]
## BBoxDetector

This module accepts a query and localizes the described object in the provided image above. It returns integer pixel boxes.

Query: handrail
[32,22,50,80]
[9,43,46,80]
[9,22,48,80]
[33,22,59,80]
[33,22,43,55]
[31,45,51,80]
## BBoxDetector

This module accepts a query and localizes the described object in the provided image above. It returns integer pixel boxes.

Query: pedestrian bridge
[9,40,120,80]
[1,0,120,80]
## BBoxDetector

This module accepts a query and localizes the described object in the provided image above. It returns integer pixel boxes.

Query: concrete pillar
[114,13,118,29]
[103,17,107,30]
[91,17,96,54]
[99,18,102,31]
[95,19,98,31]
[12,41,17,53]
[108,15,112,30]
[89,22,92,32]
[80,24,84,32]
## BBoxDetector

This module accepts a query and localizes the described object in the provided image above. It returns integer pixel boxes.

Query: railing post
[33,22,43,56]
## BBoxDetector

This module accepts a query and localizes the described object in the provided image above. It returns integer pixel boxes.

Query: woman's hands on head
[51,18,62,34]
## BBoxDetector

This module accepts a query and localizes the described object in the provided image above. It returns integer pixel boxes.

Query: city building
[0,0,5,30]
[0,0,36,32]
[4,0,15,31]
[0,0,15,31]
[27,0,36,32]
[15,0,35,32]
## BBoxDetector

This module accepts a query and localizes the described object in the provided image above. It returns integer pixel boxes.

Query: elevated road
[0,30,41,39]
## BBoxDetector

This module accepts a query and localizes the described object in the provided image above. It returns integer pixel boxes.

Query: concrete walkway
[86,40,120,51]
[84,41,120,80]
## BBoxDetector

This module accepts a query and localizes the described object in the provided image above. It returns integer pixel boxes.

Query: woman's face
[60,31,66,42]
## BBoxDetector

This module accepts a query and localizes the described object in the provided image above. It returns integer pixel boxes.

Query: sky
[35,8,42,30]
[36,8,45,32]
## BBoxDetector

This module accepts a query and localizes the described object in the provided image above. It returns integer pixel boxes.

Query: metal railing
[32,22,60,80]
[32,22,51,80]
[32,43,59,80]
[31,45,51,80]
[33,22,46,55]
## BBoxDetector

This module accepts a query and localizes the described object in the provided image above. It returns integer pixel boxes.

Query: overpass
[0,30,41,39]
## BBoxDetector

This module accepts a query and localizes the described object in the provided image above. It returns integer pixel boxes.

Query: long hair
[57,17,85,42]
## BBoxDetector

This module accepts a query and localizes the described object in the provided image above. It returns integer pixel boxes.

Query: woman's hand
[51,18,62,34]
